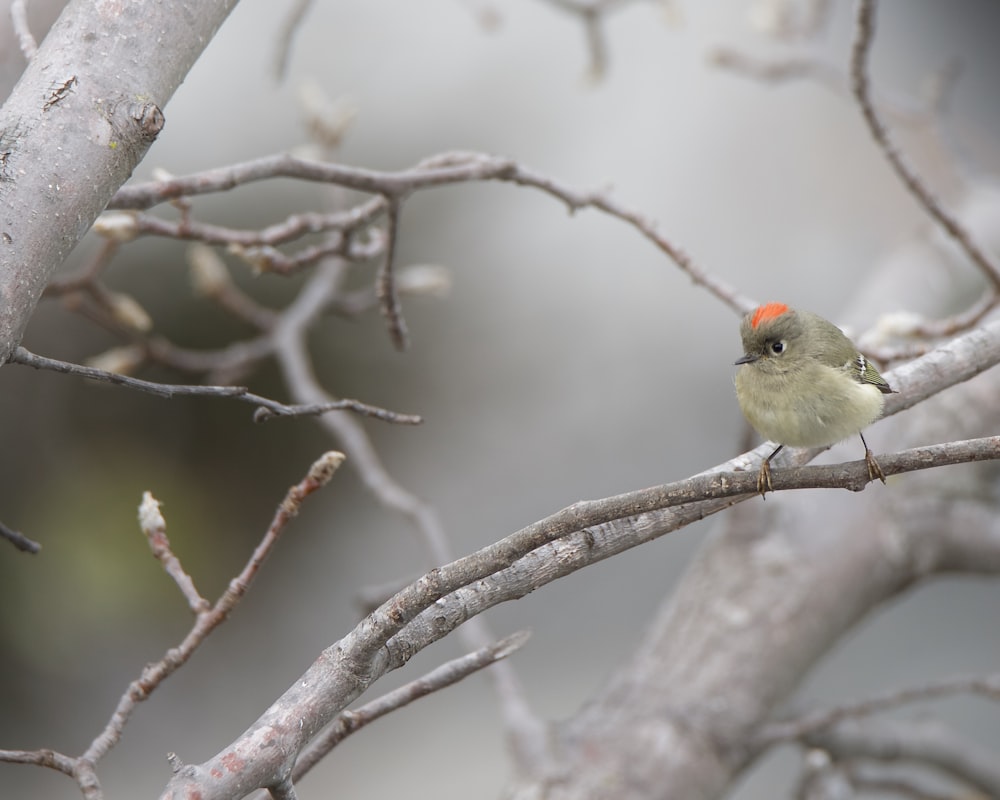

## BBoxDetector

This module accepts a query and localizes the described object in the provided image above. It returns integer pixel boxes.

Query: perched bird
[734,302,895,495]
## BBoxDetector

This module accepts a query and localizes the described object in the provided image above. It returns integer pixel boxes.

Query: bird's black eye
[770,340,785,355]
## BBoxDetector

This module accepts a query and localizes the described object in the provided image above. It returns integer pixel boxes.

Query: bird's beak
[734,353,758,365]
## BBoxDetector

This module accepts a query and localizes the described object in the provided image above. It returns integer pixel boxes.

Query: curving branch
[158,430,1000,798]
[812,717,1000,798]
[107,151,754,317]
[9,0,38,60]
[270,630,532,793]
[757,672,1000,746]
[851,0,1000,292]
[8,346,421,426]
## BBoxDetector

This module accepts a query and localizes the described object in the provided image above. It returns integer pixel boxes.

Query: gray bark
[0,0,239,363]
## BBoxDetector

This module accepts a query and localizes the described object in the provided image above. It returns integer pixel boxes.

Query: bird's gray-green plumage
[734,305,893,449]
[734,303,895,495]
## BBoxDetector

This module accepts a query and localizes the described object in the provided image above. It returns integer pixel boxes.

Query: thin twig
[273,0,315,81]
[851,0,1000,290]
[0,748,76,775]
[107,151,751,314]
[849,774,950,800]
[188,243,279,331]
[537,0,652,79]
[710,49,843,93]
[138,493,209,614]
[285,631,531,786]
[9,346,422,425]
[82,453,345,766]
[0,519,41,553]
[376,198,408,349]
[824,718,1000,798]
[10,0,37,60]
[0,454,344,794]
[756,672,1000,746]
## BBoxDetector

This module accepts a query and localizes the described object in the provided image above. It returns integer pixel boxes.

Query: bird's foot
[865,449,886,484]
[756,459,773,497]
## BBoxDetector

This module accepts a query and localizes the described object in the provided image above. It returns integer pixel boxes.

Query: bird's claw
[756,460,773,498]
[865,449,886,484]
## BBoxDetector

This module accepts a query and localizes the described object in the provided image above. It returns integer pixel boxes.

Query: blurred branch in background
[0,452,344,799]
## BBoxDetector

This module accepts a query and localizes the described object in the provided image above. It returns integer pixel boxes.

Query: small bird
[734,302,895,496]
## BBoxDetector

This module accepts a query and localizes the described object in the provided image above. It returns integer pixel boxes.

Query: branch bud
[188,243,232,297]
[106,291,153,332]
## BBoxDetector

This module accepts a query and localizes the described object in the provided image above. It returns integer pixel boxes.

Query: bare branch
[537,0,656,79]
[83,452,345,766]
[817,718,1000,799]
[710,49,843,93]
[187,243,279,331]
[273,0,315,81]
[376,198,408,349]
[0,747,76,776]
[848,774,950,800]
[9,0,38,61]
[851,0,1000,291]
[109,151,752,314]
[284,631,532,787]
[756,672,1000,746]
[9,346,422,425]
[157,430,1000,798]
[1,453,343,796]
[0,519,41,553]
[138,493,209,614]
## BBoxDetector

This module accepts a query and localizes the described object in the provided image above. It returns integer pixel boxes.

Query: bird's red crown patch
[750,302,789,329]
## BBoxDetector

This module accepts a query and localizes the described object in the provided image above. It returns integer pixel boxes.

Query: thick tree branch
[0,0,240,365]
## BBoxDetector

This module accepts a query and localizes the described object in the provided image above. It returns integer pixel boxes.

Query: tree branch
[0,518,41,553]
[811,717,1000,798]
[0,452,344,797]
[9,0,38,60]
[107,151,754,315]
[756,673,1000,746]
[851,0,1000,291]
[0,0,239,364]
[277,631,531,790]
[9,346,421,426]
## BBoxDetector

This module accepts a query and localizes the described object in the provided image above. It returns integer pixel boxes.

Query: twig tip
[138,491,166,534]
[308,451,346,486]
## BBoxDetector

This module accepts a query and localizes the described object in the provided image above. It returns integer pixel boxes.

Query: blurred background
[1,0,999,797]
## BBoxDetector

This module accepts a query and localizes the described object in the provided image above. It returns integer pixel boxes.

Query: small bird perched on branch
[734,302,895,496]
